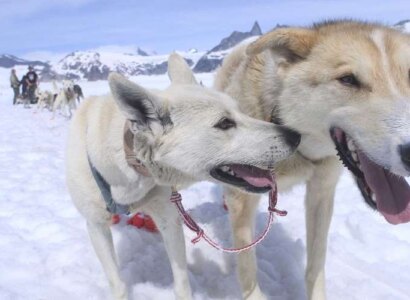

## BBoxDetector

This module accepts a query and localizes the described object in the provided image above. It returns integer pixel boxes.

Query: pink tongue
[230,165,273,188]
[358,152,410,224]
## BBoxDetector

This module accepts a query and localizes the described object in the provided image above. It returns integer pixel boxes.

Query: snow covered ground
[0,72,409,300]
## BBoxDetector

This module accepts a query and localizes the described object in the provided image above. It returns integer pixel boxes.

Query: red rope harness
[170,183,287,253]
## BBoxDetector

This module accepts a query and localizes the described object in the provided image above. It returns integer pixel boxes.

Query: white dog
[52,80,77,118]
[214,20,410,299]
[35,88,55,112]
[65,53,300,299]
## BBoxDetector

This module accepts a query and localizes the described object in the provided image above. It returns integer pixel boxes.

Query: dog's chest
[111,175,156,206]
[275,153,316,192]
[298,134,336,161]
[100,160,156,206]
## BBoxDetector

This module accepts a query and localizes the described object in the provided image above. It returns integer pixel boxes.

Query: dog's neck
[64,88,75,99]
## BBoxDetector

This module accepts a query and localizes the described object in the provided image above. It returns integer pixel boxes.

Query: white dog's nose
[278,126,301,149]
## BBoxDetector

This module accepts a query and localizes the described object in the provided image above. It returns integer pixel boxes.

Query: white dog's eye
[214,117,236,130]
[338,74,361,88]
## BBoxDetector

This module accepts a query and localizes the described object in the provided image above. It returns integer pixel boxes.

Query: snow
[202,36,258,61]
[404,22,410,33]
[394,21,410,33]
[0,70,409,300]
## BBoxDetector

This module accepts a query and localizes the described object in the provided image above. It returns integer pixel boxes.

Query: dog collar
[123,120,152,177]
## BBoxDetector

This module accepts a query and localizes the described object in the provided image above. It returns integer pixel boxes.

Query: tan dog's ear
[246,28,317,62]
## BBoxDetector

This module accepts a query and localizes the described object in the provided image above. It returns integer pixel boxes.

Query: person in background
[10,69,20,105]
[21,74,28,99]
[25,66,38,104]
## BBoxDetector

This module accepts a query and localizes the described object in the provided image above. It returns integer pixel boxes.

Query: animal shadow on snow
[114,184,306,299]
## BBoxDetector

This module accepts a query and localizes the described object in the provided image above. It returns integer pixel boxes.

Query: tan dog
[215,20,410,299]
[66,53,300,300]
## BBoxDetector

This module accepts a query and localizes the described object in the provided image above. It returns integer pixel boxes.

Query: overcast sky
[1,0,409,59]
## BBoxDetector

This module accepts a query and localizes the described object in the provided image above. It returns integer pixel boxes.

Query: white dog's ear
[246,27,317,62]
[109,73,163,130]
[167,53,198,85]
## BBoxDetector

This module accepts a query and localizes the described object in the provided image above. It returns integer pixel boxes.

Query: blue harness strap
[88,156,130,215]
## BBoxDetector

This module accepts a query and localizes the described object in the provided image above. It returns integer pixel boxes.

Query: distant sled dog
[35,88,56,112]
[65,53,300,299]
[73,83,84,103]
[214,20,410,299]
[52,80,77,119]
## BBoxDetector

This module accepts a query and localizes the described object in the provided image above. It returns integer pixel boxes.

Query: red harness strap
[170,185,287,253]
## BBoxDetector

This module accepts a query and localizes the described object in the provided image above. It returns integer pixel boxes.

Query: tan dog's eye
[214,117,236,130]
[338,74,361,88]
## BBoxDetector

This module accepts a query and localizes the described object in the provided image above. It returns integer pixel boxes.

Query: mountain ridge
[193,21,262,73]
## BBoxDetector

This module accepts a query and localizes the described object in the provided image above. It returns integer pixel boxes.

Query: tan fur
[215,20,410,299]
[247,27,318,58]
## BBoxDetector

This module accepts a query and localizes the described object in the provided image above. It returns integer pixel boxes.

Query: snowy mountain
[394,19,410,32]
[0,47,204,81]
[211,21,262,53]
[50,50,202,81]
[136,47,149,56]
[0,54,55,81]
[193,21,262,73]
[0,54,48,69]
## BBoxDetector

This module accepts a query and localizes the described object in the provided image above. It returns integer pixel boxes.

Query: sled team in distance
[64,20,410,300]
[10,66,83,118]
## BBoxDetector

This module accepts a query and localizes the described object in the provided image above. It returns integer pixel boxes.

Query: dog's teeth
[371,194,376,202]
[221,166,235,176]
[221,166,229,172]
[347,139,355,151]
[351,151,358,162]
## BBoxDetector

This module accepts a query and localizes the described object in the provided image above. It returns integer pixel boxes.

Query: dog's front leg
[305,157,341,300]
[87,221,128,300]
[144,188,192,300]
[225,187,266,300]
[51,99,58,119]
[36,99,41,112]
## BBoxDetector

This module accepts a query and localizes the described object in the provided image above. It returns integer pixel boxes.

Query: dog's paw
[244,286,267,300]
[112,281,128,300]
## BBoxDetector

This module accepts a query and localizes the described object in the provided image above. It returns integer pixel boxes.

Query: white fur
[35,88,55,112]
